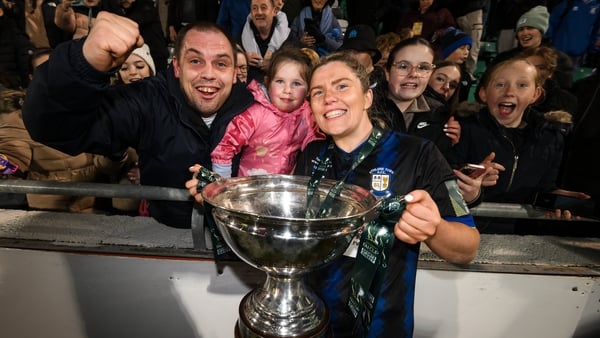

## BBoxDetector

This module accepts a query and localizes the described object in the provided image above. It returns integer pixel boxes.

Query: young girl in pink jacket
[211,47,324,178]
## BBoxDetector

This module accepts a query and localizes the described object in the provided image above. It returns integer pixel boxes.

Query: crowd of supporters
[1,0,598,234]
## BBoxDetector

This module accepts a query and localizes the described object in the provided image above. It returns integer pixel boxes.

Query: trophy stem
[236,273,330,338]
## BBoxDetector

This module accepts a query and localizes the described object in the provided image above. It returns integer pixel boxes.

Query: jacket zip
[502,133,519,192]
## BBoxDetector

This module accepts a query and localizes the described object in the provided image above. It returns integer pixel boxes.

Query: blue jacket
[22,38,254,228]
[548,0,600,56]
[286,5,343,55]
[216,0,251,41]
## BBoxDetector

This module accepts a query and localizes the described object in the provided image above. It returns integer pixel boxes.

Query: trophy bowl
[201,175,381,338]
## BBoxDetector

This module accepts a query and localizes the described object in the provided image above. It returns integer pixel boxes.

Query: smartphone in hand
[533,191,597,219]
[458,163,486,178]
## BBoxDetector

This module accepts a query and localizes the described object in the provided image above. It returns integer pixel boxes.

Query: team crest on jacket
[370,167,394,196]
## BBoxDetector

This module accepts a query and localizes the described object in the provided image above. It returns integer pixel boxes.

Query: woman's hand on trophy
[393,190,441,244]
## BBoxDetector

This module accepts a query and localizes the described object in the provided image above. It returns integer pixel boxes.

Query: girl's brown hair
[431,60,462,113]
[385,37,435,71]
[265,46,314,87]
[519,46,558,74]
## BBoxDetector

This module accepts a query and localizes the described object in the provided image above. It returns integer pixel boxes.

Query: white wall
[1,247,598,338]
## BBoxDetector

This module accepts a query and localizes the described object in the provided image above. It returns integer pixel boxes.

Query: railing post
[191,204,213,252]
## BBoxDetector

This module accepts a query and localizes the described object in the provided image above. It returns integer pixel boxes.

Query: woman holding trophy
[186,51,480,338]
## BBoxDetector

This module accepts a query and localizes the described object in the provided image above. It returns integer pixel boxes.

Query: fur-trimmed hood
[543,110,572,124]
[543,110,573,135]
[454,101,484,118]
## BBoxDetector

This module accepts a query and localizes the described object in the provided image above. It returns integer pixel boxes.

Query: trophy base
[234,320,332,338]
[234,292,332,338]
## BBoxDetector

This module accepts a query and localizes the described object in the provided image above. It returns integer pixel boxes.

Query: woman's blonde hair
[301,48,321,67]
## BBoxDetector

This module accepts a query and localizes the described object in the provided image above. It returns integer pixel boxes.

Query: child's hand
[480,152,504,187]
[444,116,461,145]
[127,164,140,185]
[453,165,492,204]
[542,189,592,221]
[544,209,580,221]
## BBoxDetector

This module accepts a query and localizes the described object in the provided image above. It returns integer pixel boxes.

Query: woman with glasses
[372,37,458,160]
[372,38,486,207]
[235,44,249,84]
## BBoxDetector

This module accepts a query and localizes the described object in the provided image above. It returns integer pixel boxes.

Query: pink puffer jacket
[212,80,324,176]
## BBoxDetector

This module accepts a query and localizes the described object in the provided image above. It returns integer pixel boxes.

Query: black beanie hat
[339,25,382,64]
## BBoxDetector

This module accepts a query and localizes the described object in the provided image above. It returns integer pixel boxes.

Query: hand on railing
[534,189,593,221]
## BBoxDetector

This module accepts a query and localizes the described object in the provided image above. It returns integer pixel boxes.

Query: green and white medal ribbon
[195,167,232,260]
[348,196,406,337]
[348,195,406,337]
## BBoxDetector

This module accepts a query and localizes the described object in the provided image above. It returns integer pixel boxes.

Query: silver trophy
[201,175,381,338]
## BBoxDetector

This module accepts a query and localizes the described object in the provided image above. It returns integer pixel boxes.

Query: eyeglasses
[236,65,248,72]
[432,75,459,90]
[391,61,435,76]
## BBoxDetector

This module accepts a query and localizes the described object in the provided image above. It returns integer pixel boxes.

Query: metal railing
[0,179,211,250]
[0,179,191,202]
[1,180,597,252]
[2,179,597,221]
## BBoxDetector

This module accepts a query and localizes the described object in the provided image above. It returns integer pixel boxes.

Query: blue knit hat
[440,27,473,59]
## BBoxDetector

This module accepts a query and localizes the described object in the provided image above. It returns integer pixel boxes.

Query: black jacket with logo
[373,93,453,159]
